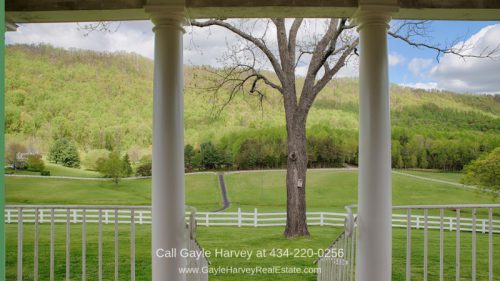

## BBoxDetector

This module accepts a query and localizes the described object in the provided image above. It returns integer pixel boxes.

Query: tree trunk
[284,117,310,238]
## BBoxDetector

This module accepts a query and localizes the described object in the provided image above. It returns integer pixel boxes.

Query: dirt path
[212,173,230,212]
[392,171,473,188]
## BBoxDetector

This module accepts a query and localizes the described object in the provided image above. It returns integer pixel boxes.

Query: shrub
[122,154,133,176]
[136,161,152,176]
[463,148,500,196]
[83,149,110,170]
[40,170,51,176]
[26,154,45,172]
[185,144,195,169]
[200,142,228,170]
[48,138,80,168]
[96,151,133,184]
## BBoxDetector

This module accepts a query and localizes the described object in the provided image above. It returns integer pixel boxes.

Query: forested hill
[5,44,500,170]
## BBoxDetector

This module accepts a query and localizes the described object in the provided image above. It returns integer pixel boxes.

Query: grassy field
[224,170,499,212]
[5,173,221,212]
[6,224,499,281]
[5,169,500,280]
[5,163,102,178]
[6,169,499,213]
[44,163,102,178]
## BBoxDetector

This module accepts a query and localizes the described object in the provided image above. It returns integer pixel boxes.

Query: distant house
[16,152,38,162]
[13,151,40,169]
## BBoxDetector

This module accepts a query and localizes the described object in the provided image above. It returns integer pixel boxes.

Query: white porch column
[355,5,396,281]
[146,5,186,281]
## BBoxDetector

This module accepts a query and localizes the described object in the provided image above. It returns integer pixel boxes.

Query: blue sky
[6,20,500,94]
[388,20,500,91]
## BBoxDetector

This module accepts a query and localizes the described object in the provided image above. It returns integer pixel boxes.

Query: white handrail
[318,204,500,281]
[8,205,209,281]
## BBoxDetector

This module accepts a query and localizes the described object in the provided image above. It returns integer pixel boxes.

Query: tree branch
[389,21,500,61]
[313,39,358,96]
[190,19,286,82]
[272,18,291,72]
[288,18,303,64]
[389,32,500,62]
[304,19,339,79]
[298,38,358,112]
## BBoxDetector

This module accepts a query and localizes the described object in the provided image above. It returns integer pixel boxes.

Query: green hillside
[5,44,500,171]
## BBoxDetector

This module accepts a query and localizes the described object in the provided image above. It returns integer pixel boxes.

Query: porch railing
[317,204,500,281]
[6,205,209,281]
[316,206,356,281]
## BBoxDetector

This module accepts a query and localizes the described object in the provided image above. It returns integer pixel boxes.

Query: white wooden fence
[5,206,500,233]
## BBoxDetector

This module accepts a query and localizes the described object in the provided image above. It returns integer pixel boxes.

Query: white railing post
[237,208,242,227]
[114,209,119,281]
[320,212,324,226]
[440,209,444,281]
[17,207,23,281]
[254,208,258,227]
[424,209,429,281]
[416,216,420,229]
[73,210,77,223]
[488,208,493,281]
[456,209,461,281]
[130,209,135,281]
[98,209,103,281]
[406,209,411,281]
[205,213,209,227]
[66,209,71,281]
[34,208,39,281]
[472,208,477,281]
[7,209,11,224]
[50,208,55,281]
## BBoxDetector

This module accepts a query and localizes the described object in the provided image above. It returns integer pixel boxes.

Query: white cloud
[429,24,500,93]
[6,21,240,66]
[388,53,404,66]
[6,19,362,79]
[408,58,433,77]
[7,21,155,58]
[399,82,440,91]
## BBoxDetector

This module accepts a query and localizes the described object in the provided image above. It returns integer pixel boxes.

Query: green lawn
[44,163,102,178]
[5,173,221,212]
[224,170,500,212]
[6,224,499,281]
[6,170,499,213]
[5,169,500,280]
[5,163,102,178]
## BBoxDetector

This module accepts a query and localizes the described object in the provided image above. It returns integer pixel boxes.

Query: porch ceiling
[5,0,500,23]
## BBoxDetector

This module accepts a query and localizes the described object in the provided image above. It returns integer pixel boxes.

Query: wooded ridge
[5,44,499,171]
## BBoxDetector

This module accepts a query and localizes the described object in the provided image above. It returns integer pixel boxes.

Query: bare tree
[189,18,499,238]
[190,18,358,238]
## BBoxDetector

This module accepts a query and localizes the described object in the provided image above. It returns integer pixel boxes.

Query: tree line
[179,125,497,172]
